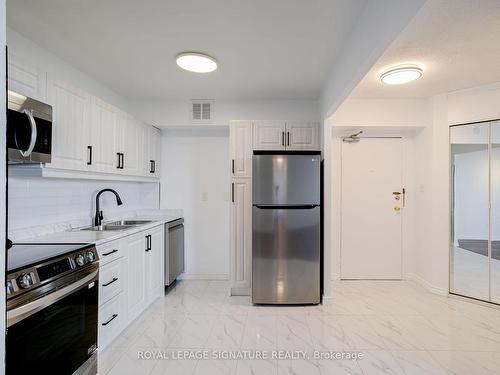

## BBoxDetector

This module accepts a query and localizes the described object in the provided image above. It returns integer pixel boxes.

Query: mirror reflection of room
[451,121,500,303]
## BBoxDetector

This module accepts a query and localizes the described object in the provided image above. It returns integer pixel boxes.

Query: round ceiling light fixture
[380,65,423,85]
[176,52,218,73]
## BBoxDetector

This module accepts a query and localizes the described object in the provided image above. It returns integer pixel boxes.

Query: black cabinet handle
[231,182,234,203]
[153,160,156,173]
[121,153,125,169]
[232,159,235,174]
[87,146,92,165]
[116,152,121,169]
[102,277,118,287]
[281,132,285,146]
[145,234,151,251]
[102,314,118,326]
[102,249,118,256]
[150,160,154,174]
[287,132,290,146]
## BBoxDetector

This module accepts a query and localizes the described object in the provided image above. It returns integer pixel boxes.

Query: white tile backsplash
[8,177,159,240]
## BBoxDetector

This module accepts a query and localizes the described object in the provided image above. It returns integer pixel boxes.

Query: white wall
[325,97,432,290]
[1,0,6,372]
[160,131,230,279]
[8,178,159,240]
[326,82,500,296]
[130,98,320,128]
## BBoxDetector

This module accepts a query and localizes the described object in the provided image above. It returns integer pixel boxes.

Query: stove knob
[17,273,34,289]
[6,280,15,294]
[86,251,95,263]
[75,254,86,266]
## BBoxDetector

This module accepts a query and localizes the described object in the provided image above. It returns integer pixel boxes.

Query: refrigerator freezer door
[252,154,320,205]
[252,206,320,304]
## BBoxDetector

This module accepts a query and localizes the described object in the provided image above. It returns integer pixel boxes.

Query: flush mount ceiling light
[176,52,217,73]
[380,65,423,85]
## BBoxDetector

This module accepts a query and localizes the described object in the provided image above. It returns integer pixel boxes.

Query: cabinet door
[253,121,286,150]
[125,233,147,321]
[46,77,90,170]
[230,179,252,294]
[144,125,161,177]
[230,121,252,178]
[7,52,46,101]
[146,227,164,303]
[88,97,119,173]
[286,122,320,150]
[122,114,141,175]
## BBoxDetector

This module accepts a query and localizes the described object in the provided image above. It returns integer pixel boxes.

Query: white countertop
[18,211,183,247]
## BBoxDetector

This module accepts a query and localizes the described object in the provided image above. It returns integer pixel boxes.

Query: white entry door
[341,137,403,279]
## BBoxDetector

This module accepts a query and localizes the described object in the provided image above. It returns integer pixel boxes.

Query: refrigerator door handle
[253,204,319,209]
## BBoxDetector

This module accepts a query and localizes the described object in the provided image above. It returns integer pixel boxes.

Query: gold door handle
[394,206,401,212]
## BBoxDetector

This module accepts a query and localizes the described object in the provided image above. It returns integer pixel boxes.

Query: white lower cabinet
[97,225,165,351]
[146,226,164,303]
[230,178,252,295]
[98,293,124,350]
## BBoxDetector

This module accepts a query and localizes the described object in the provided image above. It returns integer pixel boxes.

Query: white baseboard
[178,273,228,280]
[405,273,448,296]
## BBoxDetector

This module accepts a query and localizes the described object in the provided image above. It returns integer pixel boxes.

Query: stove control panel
[7,245,98,300]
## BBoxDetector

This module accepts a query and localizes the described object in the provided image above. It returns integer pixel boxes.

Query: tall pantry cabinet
[229,121,253,295]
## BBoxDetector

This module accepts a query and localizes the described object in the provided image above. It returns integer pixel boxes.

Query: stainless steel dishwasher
[165,218,184,286]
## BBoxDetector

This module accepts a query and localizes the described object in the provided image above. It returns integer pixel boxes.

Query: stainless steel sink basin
[80,225,132,231]
[79,219,154,231]
[107,219,153,226]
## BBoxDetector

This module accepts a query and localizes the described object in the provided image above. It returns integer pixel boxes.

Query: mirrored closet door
[450,121,500,304]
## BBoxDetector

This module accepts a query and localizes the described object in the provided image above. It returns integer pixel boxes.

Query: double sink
[80,219,154,232]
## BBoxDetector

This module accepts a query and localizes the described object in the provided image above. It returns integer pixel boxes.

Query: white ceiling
[350,0,500,99]
[7,0,367,101]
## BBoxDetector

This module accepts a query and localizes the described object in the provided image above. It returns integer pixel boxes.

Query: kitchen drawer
[97,240,123,265]
[99,258,123,306]
[98,293,123,350]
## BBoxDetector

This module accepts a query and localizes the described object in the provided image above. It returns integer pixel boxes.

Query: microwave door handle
[6,269,98,328]
[19,109,37,157]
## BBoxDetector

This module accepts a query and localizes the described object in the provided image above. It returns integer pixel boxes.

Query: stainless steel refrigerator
[252,153,321,304]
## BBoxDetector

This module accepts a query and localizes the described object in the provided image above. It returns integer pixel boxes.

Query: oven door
[6,268,98,375]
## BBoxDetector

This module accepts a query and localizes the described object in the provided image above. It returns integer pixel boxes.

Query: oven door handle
[19,109,38,157]
[7,269,98,327]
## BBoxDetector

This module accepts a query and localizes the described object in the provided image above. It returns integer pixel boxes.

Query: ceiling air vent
[190,100,214,123]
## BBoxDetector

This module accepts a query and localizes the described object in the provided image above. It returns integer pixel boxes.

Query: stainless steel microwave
[7,90,53,163]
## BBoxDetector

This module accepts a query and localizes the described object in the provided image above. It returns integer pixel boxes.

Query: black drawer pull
[102,277,118,287]
[102,249,118,256]
[102,314,118,326]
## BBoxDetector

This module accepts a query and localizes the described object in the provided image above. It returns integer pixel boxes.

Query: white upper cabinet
[144,125,161,177]
[230,121,253,178]
[46,76,90,171]
[7,51,46,101]
[253,121,286,150]
[88,97,119,173]
[7,53,161,181]
[123,114,143,176]
[286,121,320,150]
[253,121,320,151]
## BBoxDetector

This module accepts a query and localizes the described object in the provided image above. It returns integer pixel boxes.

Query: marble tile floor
[98,279,500,375]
